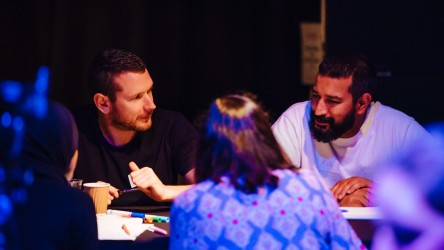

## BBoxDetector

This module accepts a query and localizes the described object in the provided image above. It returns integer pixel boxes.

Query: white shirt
[272,101,429,187]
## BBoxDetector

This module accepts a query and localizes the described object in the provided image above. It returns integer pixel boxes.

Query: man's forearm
[161,185,193,202]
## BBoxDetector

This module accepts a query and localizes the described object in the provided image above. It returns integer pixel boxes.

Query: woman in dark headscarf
[14,101,98,250]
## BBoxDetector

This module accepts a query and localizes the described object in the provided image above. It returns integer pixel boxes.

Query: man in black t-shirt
[73,48,196,206]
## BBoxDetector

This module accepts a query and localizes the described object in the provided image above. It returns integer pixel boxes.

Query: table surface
[99,206,379,249]
[99,206,171,250]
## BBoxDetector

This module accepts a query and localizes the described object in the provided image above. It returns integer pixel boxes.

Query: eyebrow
[312,89,343,101]
[326,94,342,101]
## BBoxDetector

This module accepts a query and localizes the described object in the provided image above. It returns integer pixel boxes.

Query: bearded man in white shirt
[272,52,429,207]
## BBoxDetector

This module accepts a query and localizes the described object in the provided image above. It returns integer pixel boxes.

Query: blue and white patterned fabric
[170,169,366,250]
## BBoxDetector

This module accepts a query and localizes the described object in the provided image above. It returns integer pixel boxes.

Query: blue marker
[107,209,145,219]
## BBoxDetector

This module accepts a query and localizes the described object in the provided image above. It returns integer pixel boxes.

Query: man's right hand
[338,187,374,207]
[97,181,119,205]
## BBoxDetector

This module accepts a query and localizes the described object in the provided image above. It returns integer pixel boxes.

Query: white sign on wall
[300,22,324,85]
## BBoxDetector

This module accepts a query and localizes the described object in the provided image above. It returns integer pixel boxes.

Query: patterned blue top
[170,169,366,250]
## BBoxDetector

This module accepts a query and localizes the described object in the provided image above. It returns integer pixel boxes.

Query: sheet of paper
[341,207,383,220]
[97,214,153,240]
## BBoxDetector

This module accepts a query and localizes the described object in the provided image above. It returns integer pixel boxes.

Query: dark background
[1,0,443,125]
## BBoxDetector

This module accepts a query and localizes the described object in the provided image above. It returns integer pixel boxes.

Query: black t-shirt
[73,105,198,206]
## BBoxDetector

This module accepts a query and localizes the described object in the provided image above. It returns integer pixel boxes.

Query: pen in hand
[117,187,139,195]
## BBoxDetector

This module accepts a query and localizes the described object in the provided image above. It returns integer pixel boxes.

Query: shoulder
[369,102,426,132]
[273,101,309,127]
[71,188,95,204]
[57,184,96,210]
[373,102,415,122]
[32,180,95,213]
[272,101,310,132]
[65,188,97,223]
[151,108,197,139]
[281,101,310,118]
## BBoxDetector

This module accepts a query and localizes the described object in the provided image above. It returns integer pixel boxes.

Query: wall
[326,1,444,124]
[0,0,320,123]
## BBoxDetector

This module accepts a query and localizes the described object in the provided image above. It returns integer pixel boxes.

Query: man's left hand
[128,161,166,202]
[331,176,372,201]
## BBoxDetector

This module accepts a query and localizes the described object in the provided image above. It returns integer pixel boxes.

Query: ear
[355,93,372,115]
[93,93,111,114]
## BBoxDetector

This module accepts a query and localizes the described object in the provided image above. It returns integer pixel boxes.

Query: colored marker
[107,209,145,219]
[144,214,170,223]
[147,224,168,235]
[107,209,170,222]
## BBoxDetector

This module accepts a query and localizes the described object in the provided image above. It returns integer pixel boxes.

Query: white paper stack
[96,214,153,240]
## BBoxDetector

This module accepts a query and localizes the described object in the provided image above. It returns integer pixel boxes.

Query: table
[99,206,381,249]
[99,206,171,250]
[341,207,383,248]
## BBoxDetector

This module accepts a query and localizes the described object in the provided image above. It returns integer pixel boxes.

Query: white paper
[96,214,153,240]
[341,207,383,220]
[128,174,137,188]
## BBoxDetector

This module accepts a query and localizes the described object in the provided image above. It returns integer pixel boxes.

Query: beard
[309,108,355,143]
[109,109,153,132]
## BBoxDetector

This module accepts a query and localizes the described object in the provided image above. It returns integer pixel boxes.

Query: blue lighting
[12,116,24,132]
[0,194,12,225]
[0,167,4,182]
[11,188,27,204]
[0,81,22,103]
[0,231,5,245]
[34,66,49,94]
[22,170,34,186]
[0,113,12,128]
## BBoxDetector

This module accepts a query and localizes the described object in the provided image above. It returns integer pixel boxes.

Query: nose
[143,93,156,110]
[313,99,327,116]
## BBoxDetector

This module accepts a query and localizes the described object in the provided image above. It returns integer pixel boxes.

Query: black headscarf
[21,101,78,183]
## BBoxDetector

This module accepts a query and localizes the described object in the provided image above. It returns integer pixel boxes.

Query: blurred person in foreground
[272,52,429,207]
[15,101,98,250]
[73,48,197,206]
[169,94,366,249]
[372,122,444,250]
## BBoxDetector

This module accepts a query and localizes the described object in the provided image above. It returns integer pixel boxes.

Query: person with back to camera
[272,52,430,207]
[372,122,444,250]
[15,101,98,250]
[73,48,197,206]
[169,93,366,249]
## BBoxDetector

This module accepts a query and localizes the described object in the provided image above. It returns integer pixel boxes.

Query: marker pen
[107,209,145,219]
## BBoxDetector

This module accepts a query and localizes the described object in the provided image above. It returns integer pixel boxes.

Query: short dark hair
[318,52,377,102]
[195,93,295,194]
[87,48,146,102]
